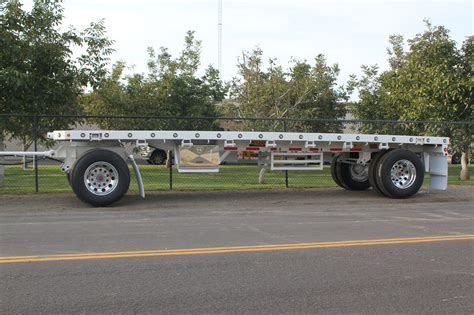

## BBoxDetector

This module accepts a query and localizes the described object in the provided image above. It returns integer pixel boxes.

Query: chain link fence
[0,114,472,194]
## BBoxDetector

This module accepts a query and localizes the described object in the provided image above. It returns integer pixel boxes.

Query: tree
[348,65,384,133]
[351,22,473,179]
[221,48,349,132]
[457,36,473,179]
[84,31,227,131]
[0,0,114,149]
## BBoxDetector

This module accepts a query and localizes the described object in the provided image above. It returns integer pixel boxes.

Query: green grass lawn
[0,164,472,194]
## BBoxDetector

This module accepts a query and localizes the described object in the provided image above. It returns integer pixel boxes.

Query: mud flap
[428,154,448,190]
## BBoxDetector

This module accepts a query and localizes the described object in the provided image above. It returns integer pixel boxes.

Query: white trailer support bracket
[0,150,56,158]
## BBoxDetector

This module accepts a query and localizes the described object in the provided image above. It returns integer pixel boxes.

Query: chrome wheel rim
[84,162,119,196]
[390,159,416,189]
[350,164,369,182]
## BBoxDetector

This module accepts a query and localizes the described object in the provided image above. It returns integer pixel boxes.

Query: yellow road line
[1,234,473,264]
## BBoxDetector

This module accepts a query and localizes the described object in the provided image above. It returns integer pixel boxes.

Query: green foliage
[0,0,114,147]
[221,48,349,132]
[348,65,382,131]
[351,22,473,154]
[84,31,227,131]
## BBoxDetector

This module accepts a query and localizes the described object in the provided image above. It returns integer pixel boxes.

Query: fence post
[283,119,289,188]
[168,150,173,190]
[0,138,4,188]
[33,116,39,193]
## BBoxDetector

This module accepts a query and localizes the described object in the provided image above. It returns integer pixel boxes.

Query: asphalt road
[0,187,473,314]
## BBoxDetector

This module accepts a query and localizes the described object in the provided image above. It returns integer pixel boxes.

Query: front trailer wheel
[333,154,370,191]
[375,149,424,198]
[71,149,130,207]
[338,161,371,190]
[330,154,345,188]
[333,154,370,190]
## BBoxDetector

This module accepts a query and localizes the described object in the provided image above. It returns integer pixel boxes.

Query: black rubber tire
[451,152,461,164]
[148,149,167,165]
[67,172,72,187]
[337,160,371,191]
[334,155,351,189]
[71,149,130,207]
[374,149,424,199]
[368,149,389,196]
[330,154,345,188]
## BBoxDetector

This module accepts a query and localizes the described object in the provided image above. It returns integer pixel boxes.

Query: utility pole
[217,0,223,78]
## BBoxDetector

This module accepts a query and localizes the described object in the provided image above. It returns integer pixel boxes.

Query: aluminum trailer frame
[0,129,449,206]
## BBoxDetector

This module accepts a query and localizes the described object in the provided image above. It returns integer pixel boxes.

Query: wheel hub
[349,164,369,182]
[390,159,416,189]
[84,162,119,196]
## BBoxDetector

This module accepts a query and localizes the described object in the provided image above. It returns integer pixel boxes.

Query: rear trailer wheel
[338,161,371,190]
[375,149,424,199]
[368,149,388,196]
[330,154,345,188]
[71,149,130,207]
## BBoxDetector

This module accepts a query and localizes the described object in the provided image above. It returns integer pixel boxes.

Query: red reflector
[270,148,278,151]
[245,147,260,151]
[350,148,362,152]
[330,148,343,151]
[224,147,238,151]
[309,148,319,152]
[289,148,302,151]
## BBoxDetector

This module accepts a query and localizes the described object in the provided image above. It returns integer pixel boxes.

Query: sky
[21,0,473,85]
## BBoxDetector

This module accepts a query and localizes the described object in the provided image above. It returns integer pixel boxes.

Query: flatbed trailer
[0,129,449,206]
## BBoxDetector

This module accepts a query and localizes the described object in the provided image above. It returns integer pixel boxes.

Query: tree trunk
[22,142,29,170]
[459,152,470,180]
[258,152,267,184]
[21,140,36,170]
[258,167,266,185]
